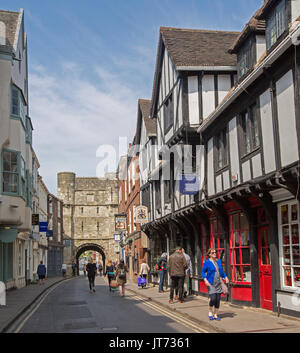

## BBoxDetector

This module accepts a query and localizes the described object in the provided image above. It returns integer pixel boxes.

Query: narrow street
[12,276,211,333]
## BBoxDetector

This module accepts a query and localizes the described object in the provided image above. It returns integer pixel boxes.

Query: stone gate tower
[57,172,119,273]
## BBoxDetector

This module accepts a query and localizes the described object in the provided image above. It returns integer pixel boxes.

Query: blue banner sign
[46,230,53,238]
[39,222,48,232]
[179,174,199,195]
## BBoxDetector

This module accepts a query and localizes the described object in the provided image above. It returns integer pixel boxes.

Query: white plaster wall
[207,138,215,196]
[242,160,251,182]
[188,76,199,125]
[259,89,276,174]
[202,75,215,119]
[276,70,299,167]
[256,35,266,62]
[292,0,300,22]
[228,117,240,185]
[218,75,231,104]
[252,153,262,179]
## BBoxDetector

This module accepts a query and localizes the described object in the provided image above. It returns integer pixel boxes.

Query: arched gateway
[75,243,106,273]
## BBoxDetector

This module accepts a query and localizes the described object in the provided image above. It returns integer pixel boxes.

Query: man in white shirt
[61,263,67,277]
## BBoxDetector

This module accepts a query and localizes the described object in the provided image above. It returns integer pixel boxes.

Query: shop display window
[210,218,225,265]
[279,202,300,289]
[229,212,251,283]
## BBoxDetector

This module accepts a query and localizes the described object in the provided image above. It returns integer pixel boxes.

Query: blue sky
[2,0,263,194]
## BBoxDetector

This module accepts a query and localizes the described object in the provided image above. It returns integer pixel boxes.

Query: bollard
[0,281,6,306]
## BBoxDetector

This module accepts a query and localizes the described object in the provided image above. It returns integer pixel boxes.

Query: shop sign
[39,222,48,232]
[179,174,199,195]
[32,214,39,226]
[114,233,121,242]
[135,205,148,224]
[115,215,126,230]
[46,230,53,238]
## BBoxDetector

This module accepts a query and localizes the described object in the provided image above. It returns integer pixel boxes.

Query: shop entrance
[258,227,272,310]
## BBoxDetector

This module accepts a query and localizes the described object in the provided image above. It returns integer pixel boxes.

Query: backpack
[118,267,126,279]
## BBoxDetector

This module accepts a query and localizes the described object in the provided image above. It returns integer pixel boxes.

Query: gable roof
[229,8,266,53]
[160,27,240,68]
[0,9,23,54]
[135,99,157,146]
[151,27,240,116]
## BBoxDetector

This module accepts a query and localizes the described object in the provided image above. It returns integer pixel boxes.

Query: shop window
[279,203,300,289]
[229,212,251,283]
[210,219,226,266]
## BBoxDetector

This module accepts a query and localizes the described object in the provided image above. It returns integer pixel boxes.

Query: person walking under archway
[86,258,97,293]
[115,259,128,297]
[202,248,229,321]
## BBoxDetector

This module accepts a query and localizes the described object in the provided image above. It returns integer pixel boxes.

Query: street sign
[114,233,121,242]
[39,222,48,232]
[46,230,53,238]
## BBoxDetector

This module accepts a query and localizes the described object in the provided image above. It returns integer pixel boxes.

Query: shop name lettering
[109,337,190,350]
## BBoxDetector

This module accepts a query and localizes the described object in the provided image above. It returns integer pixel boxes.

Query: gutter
[197,22,300,134]
[176,65,237,72]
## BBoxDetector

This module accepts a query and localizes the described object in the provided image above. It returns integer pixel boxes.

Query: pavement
[1,275,300,333]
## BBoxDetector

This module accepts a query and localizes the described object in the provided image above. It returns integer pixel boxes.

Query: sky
[2,0,263,194]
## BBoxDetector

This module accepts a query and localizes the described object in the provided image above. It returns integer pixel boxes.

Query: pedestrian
[175,248,193,299]
[37,260,46,285]
[105,259,115,291]
[61,263,67,277]
[86,258,97,293]
[98,262,103,276]
[156,252,168,293]
[72,262,76,276]
[139,259,150,286]
[202,248,229,321]
[83,263,87,277]
[115,259,128,297]
[168,247,187,304]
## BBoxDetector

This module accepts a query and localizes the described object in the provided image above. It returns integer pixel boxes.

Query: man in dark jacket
[86,259,97,293]
[37,261,46,285]
[168,247,187,304]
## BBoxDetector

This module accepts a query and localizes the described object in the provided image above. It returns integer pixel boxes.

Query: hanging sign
[32,214,39,226]
[179,174,199,195]
[39,222,48,232]
[135,205,148,224]
[115,215,126,231]
[114,233,121,242]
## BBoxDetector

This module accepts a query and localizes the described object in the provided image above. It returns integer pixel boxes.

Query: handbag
[211,260,229,295]
[110,279,118,288]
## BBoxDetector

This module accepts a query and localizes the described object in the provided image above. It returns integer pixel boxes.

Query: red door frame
[257,226,273,310]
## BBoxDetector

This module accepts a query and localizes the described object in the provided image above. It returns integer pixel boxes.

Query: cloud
[29,63,139,194]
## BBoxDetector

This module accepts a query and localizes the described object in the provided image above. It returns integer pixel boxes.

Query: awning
[0,228,18,243]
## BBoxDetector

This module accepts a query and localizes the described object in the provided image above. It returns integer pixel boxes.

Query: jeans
[209,293,221,309]
[170,276,185,300]
[159,270,167,291]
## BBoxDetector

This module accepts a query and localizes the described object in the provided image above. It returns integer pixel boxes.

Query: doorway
[257,227,273,310]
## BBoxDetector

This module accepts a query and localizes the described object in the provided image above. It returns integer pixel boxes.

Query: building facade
[57,172,119,273]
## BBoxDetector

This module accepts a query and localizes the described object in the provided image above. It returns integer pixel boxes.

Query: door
[258,227,273,310]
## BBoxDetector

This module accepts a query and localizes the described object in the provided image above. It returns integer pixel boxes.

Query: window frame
[163,93,174,134]
[266,0,287,50]
[237,40,253,78]
[216,127,229,171]
[2,149,20,196]
[240,103,260,157]
[278,201,300,290]
[10,85,27,128]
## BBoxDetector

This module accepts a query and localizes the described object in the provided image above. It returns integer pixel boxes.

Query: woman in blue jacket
[202,248,229,321]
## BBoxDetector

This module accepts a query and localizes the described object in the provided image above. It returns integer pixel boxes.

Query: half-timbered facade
[196,0,300,316]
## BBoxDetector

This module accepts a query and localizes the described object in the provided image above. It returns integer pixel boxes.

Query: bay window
[279,202,300,289]
[11,85,27,127]
[2,150,19,195]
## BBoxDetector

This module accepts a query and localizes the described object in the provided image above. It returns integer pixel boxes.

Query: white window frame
[278,199,300,291]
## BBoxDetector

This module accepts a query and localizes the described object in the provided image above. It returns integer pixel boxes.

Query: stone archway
[75,243,106,275]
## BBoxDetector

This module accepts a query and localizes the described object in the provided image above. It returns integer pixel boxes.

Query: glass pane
[281,205,289,224]
[235,249,241,265]
[292,246,300,265]
[242,266,251,282]
[3,152,10,171]
[236,266,242,282]
[294,268,300,288]
[283,246,291,265]
[241,248,250,264]
[291,204,298,222]
[240,213,248,229]
[3,172,10,192]
[233,214,239,230]
[276,0,286,37]
[234,231,239,247]
[241,230,249,246]
[292,224,299,245]
[284,267,292,287]
[282,226,290,245]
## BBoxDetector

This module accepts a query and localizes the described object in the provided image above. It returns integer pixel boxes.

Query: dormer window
[237,41,252,78]
[266,0,286,50]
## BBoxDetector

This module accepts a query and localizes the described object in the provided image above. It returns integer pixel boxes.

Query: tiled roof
[0,9,20,53]
[160,27,240,67]
[138,99,156,136]
[229,8,266,53]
